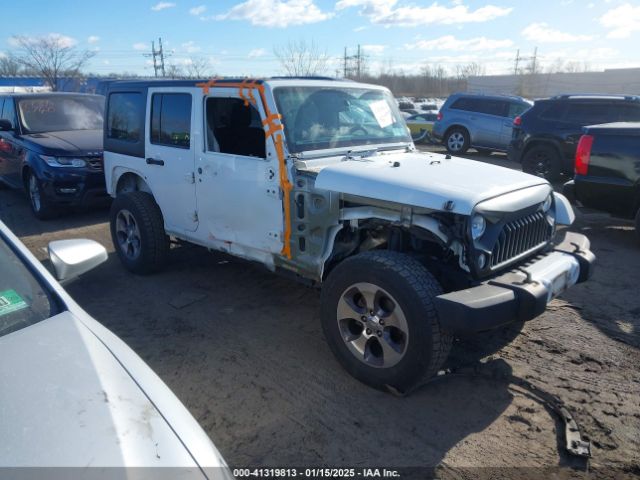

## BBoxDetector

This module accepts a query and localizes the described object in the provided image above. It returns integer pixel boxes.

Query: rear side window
[617,104,640,122]
[107,93,144,142]
[564,103,614,125]
[508,102,529,118]
[150,93,192,149]
[475,99,508,117]
[450,97,477,112]
[538,102,568,121]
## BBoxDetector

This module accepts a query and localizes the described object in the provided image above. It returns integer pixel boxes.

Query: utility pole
[356,44,361,79]
[530,47,538,75]
[513,47,538,75]
[158,37,167,77]
[343,47,348,78]
[143,37,171,77]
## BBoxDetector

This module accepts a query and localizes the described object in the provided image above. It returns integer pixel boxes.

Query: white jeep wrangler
[103,77,595,393]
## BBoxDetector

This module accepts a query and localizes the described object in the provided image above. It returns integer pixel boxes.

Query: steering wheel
[349,125,369,136]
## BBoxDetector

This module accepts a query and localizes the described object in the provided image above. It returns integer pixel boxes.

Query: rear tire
[26,171,56,220]
[110,191,169,274]
[444,128,470,154]
[522,145,561,181]
[321,251,452,394]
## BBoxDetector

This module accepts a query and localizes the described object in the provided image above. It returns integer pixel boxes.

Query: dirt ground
[0,147,638,479]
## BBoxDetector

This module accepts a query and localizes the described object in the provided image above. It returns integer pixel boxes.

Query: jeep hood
[312,151,549,215]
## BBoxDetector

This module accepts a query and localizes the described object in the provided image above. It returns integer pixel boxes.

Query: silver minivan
[432,93,532,154]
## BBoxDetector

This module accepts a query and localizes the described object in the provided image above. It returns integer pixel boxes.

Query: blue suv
[432,93,531,155]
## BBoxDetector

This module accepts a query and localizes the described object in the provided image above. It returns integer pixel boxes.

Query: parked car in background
[405,112,437,143]
[0,220,231,476]
[432,93,531,155]
[397,100,415,110]
[563,122,640,242]
[400,108,420,116]
[0,93,108,219]
[508,94,640,180]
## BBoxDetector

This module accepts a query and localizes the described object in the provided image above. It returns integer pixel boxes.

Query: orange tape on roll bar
[195,79,293,259]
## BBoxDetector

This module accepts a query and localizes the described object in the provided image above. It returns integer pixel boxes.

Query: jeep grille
[490,211,553,269]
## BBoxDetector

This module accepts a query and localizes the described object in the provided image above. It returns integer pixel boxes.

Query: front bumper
[40,169,109,207]
[434,231,595,334]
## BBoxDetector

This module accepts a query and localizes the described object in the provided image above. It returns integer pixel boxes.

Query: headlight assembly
[39,155,87,168]
[470,214,486,240]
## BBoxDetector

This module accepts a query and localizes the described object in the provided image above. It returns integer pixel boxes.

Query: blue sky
[2,0,640,77]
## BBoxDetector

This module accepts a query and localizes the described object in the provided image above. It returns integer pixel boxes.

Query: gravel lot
[1,146,638,478]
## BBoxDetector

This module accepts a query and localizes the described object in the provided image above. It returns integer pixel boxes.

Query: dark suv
[0,93,107,219]
[508,94,640,180]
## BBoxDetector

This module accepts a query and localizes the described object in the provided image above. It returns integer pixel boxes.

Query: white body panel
[193,89,283,256]
[0,222,230,474]
[145,87,199,233]
[0,313,198,468]
[313,151,547,215]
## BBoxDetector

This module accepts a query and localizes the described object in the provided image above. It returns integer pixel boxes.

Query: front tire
[522,145,561,181]
[444,128,470,154]
[321,251,452,394]
[110,191,169,274]
[26,171,56,220]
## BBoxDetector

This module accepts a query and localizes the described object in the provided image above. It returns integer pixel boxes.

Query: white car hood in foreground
[0,311,218,473]
[313,151,548,214]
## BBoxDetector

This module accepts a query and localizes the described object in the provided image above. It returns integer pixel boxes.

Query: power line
[514,47,538,75]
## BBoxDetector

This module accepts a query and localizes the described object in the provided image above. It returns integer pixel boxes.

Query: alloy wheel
[28,175,41,212]
[336,282,409,368]
[115,209,142,260]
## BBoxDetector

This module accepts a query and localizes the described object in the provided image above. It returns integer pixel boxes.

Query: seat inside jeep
[206,98,265,158]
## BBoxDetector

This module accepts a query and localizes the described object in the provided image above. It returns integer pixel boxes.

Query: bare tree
[455,62,485,80]
[274,40,328,77]
[164,63,184,78]
[0,54,25,76]
[185,57,212,78]
[11,35,95,91]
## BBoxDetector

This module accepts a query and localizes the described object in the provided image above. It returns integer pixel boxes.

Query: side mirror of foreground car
[48,239,108,282]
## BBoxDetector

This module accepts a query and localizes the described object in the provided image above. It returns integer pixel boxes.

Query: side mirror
[48,239,108,283]
[0,119,13,132]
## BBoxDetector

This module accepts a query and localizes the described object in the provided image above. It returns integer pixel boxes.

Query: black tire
[321,251,452,394]
[25,170,56,220]
[444,127,470,154]
[109,191,169,274]
[635,208,640,245]
[522,145,561,181]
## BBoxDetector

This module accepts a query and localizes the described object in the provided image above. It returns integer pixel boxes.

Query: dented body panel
[312,151,547,215]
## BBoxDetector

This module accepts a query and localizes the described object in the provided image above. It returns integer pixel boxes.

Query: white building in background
[0,86,51,93]
[467,67,640,99]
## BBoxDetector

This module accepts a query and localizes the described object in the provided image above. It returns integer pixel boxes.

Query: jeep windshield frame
[273,86,411,154]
